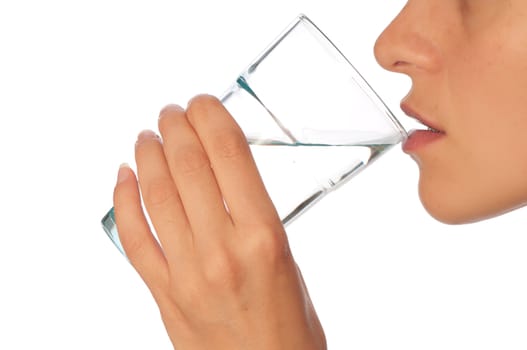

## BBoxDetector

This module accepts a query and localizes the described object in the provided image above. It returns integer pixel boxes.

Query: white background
[1,0,526,349]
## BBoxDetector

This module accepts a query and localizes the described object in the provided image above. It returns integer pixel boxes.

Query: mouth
[400,103,446,153]
[400,103,446,134]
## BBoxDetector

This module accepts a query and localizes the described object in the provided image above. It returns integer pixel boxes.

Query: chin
[418,180,527,225]
[419,199,470,225]
[417,179,490,225]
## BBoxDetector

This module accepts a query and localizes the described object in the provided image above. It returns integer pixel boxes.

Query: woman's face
[374,0,527,224]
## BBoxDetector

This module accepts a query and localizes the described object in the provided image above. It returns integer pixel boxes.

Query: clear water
[101,131,394,258]
[223,76,399,225]
[101,75,400,257]
[247,141,393,225]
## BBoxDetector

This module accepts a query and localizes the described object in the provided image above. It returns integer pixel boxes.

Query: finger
[157,104,233,241]
[113,163,169,296]
[185,95,280,227]
[134,130,192,261]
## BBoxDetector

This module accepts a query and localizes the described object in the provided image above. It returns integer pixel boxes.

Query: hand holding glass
[101,14,407,256]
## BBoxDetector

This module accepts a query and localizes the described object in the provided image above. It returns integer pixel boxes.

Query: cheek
[415,13,527,223]
[416,102,527,224]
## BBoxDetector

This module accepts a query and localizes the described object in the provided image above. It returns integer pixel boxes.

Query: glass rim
[224,13,408,142]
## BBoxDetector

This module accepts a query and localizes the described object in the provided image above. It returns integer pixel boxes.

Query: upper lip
[400,103,445,133]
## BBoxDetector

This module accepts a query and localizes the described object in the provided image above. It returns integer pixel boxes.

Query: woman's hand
[113,95,326,350]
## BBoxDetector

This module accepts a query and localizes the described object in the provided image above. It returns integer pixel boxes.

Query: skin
[375,0,527,224]
[113,1,527,348]
[114,100,326,350]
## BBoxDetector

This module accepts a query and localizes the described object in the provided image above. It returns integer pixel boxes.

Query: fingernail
[136,129,159,145]
[159,104,184,119]
[117,163,130,184]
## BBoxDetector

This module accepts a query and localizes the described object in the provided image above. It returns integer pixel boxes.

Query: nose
[374,2,442,75]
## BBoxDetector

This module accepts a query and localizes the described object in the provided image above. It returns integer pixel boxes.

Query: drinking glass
[101,14,407,256]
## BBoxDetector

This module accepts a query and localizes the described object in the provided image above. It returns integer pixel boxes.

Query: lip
[402,129,445,153]
[400,102,446,153]
[400,103,445,133]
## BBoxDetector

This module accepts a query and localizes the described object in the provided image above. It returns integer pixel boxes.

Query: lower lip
[403,130,445,153]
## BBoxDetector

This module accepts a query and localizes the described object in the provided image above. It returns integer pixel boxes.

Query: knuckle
[212,129,248,160]
[120,231,149,260]
[165,278,196,308]
[202,252,243,290]
[144,178,177,207]
[174,145,210,176]
[246,227,290,265]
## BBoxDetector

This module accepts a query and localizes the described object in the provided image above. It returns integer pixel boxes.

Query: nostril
[393,60,411,70]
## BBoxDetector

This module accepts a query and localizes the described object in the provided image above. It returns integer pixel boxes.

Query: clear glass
[101,14,407,257]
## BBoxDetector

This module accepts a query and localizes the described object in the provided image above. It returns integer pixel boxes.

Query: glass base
[101,207,126,257]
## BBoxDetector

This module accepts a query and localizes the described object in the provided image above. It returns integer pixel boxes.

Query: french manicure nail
[137,129,158,140]
[117,163,131,185]
[135,130,161,147]
[159,104,184,119]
